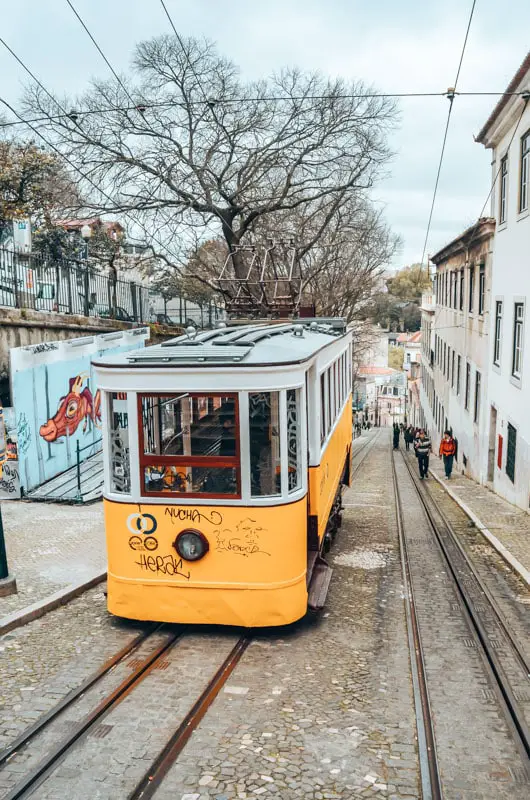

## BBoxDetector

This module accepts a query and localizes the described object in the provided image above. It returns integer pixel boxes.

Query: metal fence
[0,247,223,328]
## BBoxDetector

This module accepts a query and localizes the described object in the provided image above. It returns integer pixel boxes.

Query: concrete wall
[0,307,182,405]
[10,328,149,494]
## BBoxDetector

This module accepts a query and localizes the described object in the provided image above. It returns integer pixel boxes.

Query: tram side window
[249,392,281,496]
[139,393,239,496]
[110,392,130,494]
[287,389,301,492]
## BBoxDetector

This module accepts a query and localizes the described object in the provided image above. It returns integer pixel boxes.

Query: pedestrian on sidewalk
[393,423,400,450]
[414,429,432,479]
[404,425,414,451]
[439,430,457,479]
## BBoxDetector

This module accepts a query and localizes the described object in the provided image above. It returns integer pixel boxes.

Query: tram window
[139,393,240,497]
[249,392,281,496]
[320,374,326,443]
[143,465,237,495]
[287,389,301,492]
[141,394,236,457]
[110,392,130,494]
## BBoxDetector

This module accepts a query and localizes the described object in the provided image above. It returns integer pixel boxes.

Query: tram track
[1,626,182,800]
[0,629,250,800]
[391,449,442,800]
[395,445,530,773]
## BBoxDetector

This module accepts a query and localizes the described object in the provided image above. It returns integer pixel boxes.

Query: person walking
[403,425,412,451]
[439,430,457,479]
[414,429,432,479]
[393,423,400,450]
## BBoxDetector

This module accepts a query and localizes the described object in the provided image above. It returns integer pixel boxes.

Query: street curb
[429,470,530,588]
[0,571,107,637]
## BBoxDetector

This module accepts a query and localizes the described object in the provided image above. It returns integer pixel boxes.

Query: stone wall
[0,307,182,404]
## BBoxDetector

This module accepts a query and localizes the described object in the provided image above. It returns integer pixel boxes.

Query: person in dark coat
[392,423,400,450]
[404,425,414,451]
[414,429,432,479]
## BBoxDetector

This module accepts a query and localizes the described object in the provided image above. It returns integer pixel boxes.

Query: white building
[476,53,530,509]
[397,330,422,373]
[421,220,495,482]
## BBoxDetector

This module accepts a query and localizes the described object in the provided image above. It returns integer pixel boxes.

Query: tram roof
[93,319,350,369]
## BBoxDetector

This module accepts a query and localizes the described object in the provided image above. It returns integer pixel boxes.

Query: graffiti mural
[39,374,101,443]
[10,329,149,494]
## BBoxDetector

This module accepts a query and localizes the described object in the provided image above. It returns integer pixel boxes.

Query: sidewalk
[0,500,106,620]
[428,455,530,583]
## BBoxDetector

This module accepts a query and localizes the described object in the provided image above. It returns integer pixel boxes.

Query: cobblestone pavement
[0,585,145,750]
[1,430,528,799]
[394,451,529,799]
[155,430,420,799]
[428,453,530,574]
[0,500,106,615]
[0,630,242,799]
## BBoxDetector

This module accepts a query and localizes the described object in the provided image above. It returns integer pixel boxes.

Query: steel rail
[2,630,182,800]
[350,429,381,479]
[128,636,251,800]
[391,451,443,800]
[399,448,530,761]
[0,623,160,767]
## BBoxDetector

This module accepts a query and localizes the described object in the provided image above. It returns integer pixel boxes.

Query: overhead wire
[419,0,477,268]
[0,90,527,129]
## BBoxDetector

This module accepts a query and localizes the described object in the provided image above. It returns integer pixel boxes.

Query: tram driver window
[249,392,281,496]
[139,394,239,496]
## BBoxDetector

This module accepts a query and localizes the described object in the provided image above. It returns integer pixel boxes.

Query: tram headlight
[173,529,209,562]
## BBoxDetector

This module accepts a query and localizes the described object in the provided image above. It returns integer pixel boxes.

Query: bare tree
[23,34,397,282]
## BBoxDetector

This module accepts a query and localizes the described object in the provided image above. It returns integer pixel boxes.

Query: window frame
[478,264,485,316]
[499,154,508,223]
[520,129,530,214]
[457,354,461,395]
[494,300,503,366]
[464,362,471,410]
[459,269,464,311]
[137,392,241,499]
[468,265,475,313]
[512,302,524,380]
[474,370,481,424]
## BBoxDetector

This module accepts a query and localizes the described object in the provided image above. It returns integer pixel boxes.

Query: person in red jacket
[439,430,457,479]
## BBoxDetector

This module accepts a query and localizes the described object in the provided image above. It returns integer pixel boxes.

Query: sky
[1,0,529,268]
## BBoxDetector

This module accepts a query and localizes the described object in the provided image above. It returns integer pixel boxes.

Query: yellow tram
[93,320,353,627]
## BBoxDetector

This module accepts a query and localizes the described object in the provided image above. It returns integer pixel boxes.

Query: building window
[451,350,455,388]
[520,130,530,213]
[459,269,464,310]
[468,266,475,313]
[474,371,481,423]
[452,271,458,308]
[506,422,517,483]
[500,155,508,223]
[512,302,524,379]
[457,355,461,395]
[478,264,485,315]
[494,301,503,366]
[464,362,471,409]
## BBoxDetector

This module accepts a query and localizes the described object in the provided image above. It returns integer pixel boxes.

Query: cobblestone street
[0,430,529,799]
[0,500,105,616]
